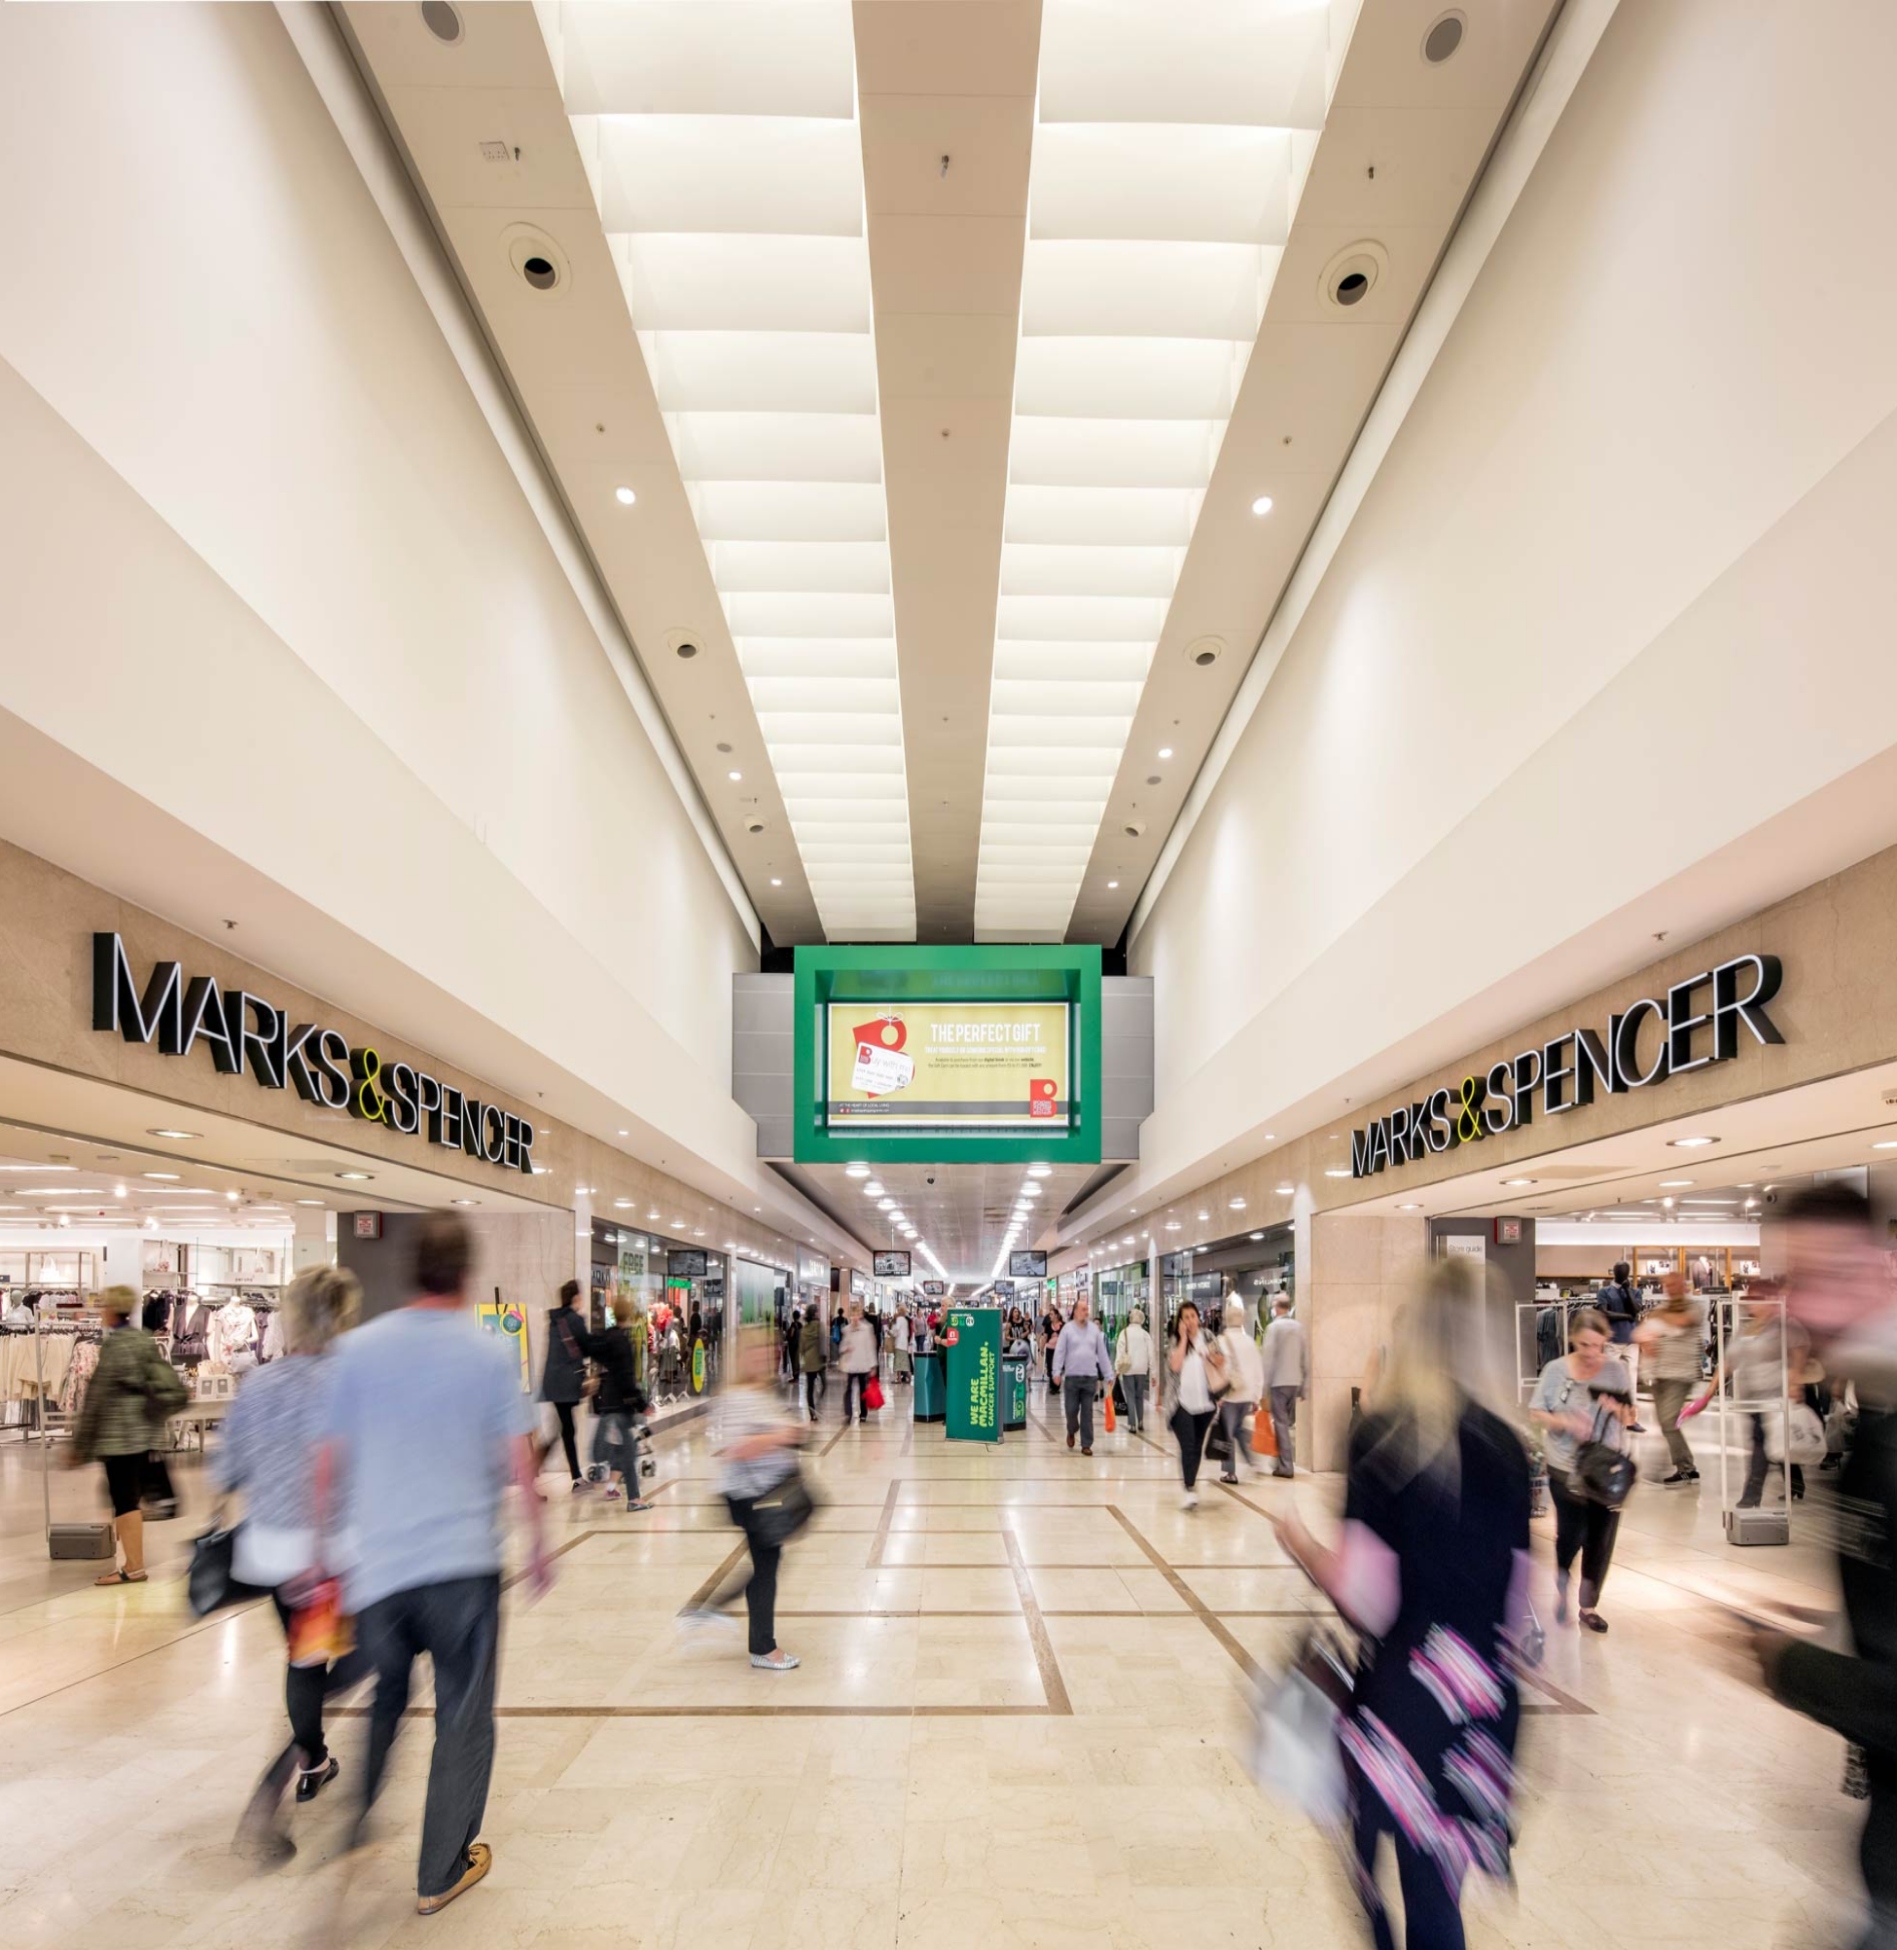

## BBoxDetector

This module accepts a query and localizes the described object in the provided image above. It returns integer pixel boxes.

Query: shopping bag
[1248,1629,1352,1827]
[863,1376,885,1412]
[287,1578,354,1669]
[1765,1402,1826,1467]
[1103,1391,1117,1433]
[1254,1404,1278,1458]
[1206,1417,1233,1464]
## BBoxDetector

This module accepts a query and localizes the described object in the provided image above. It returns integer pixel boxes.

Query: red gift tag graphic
[1028,1077,1057,1118]
[851,1014,907,1097]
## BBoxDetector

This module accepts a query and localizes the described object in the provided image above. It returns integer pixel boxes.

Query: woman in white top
[1162,1301,1226,1509]
[1215,1297,1266,1484]
[1113,1306,1157,1434]
[1529,1305,1635,1633]
[890,1308,913,1384]
[839,1306,877,1424]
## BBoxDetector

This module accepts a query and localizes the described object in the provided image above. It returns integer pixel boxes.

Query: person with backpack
[588,1307,652,1508]
[797,1305,826,1422]
[537,1279,591,1492]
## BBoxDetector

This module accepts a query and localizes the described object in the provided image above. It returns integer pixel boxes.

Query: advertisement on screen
[826,1002,1070,1131]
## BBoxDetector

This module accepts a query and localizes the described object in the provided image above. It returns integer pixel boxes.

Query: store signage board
[91,932,536,1176]
[1008,1250,1047,1279]
[826,1002,1070,1131]
[1350,953,1784,1179]
[944,1307,1002,1444]
[793,946,1101,1168]
[873,1250,912,1278]
[352,1212,382,1240]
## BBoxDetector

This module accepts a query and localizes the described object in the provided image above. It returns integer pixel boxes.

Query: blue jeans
[356,1574,501,1900]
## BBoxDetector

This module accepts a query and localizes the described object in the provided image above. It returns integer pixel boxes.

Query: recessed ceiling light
[148,1129,199,1141]
[451,1198,479,1207]
[1501,1178,1536,1189]
[727,770,742,782]
[1669,1136,1720,1148]
[295,1199,324,1207]
[770,878,782,887]
[1229,1198,1246,1210]
[1249,1230,1264,1241]
[1324,1168,1352,1179]
[1164,1221,1182,1231]
[614,1199,634,1209]
[145,1172,181,1182]
[336,1171,372,1182]
[1874,1142,1897,1152]
[532,1165,551,1175]
[614,486,636,506]
[1396,1202,1422,1211]
[1659,1179,1696,1188]
[617,1129,629,1137]
[1158,747,1174,761]
[1107,880,1119,890]
[1275,1184,1294,1195]
[225,1191,240,1202]
[1251,495,1273,516]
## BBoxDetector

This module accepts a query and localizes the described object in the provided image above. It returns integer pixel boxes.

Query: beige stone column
[1306,1213,1430,1472]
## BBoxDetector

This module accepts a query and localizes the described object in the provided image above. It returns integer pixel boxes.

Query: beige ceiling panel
[342,0,555,90]
[868,214,1028,318]
[853,0,1043,98]
[1267,219,1437,329]
[875,313,1021,401]
[860,94,1035,217]
[1239,320,1405,477]
[879,396,1013,528]
[381,84,594,211]
[1332,0,1556,111]
[1296,103,1504,231]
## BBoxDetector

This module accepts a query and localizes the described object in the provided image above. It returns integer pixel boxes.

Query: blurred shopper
[781,1308,800,1388]
[890,1305,913,1386]
[1262,1295,1310,1478]
[1217,1291,1266,1482]
[538,1279,590,1492]
[218,1267,372,1835]
[70,1284,187,1586]
[320,1212,550,1918]
[1594,1260,1641,1379]
[1530,1306,1635,1633]
[1164,1300,1226,1510]
[684,1327,807,1669]
[588,1305,652,1509]
[1737,1183,1897,1950]
[1275,1259,1531,1950]
[840,1305,877,1424]
[1636,1275,1703,1483]
[1115,1305,1156,1434]
[1053,1294,1114,1456]
[797,1306,826,1422]
[1041,1302,1063,1390]
[1715,1284,1815,1507]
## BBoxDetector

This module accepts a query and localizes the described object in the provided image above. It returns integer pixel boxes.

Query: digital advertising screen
[872,1250,912,1278]
[826,1002,1070,1131]
[1008,1250,1048,1279]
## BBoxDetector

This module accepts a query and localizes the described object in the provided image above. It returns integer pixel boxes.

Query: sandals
[94,1569,148,1586]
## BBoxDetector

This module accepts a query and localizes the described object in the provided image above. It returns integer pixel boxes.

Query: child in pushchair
[587,1379,659,1509]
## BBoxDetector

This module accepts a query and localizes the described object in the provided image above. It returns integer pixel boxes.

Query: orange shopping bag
[1103,1390,1117,1433]
[1254,1403,1278,1459]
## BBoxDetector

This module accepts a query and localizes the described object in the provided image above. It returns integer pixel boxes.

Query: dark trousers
[357,1574,502,1900]
[271,1589,373,1768]
[1547,1467,1619,1607]
[802,1370,824,1419]
[843,1372,869,1421]
[1172,1407,1214,1490]
[1352,1776,1466,1950]
[551,1401,580,1480]
[1740,1409,1805,1504]
[1269,1386,1300,1474]
[714,1498,783,1657]
[1063,1376,1099,1447]
[1856,1775,1897,1950]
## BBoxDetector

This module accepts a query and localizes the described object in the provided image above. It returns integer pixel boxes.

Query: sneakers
[417,1841,492,1916]
[1659,1469,1699,1486]
[751,1649,800,1671]
[679,1606,739,1637]
[1181,1491,1199,1511]
[296,1756,339,1804]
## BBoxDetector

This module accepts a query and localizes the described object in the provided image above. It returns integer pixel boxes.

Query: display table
[1002,1356,1028,1431]
[912,1349,945,1422]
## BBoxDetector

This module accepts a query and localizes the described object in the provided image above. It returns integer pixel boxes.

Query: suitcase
[1725,1506,1790,1548]
[49,1521,117,1560]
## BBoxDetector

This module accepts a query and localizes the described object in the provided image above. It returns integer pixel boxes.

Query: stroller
[586,1387,660,1508]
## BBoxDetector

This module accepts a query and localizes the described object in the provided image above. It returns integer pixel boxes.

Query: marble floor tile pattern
[0,1389,1865,1949]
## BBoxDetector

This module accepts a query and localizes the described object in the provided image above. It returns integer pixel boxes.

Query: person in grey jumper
[1261,1296,1310,1477]
[1053,1295,1114,1455]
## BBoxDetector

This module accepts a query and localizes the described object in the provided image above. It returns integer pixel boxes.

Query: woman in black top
[588,1310,650,1507]
[538,1279,591,1490]
[1276,1261,1531,1950]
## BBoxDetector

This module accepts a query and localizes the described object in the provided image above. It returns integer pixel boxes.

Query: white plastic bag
[1765,1402,1826,1467]
[1249,1651,1349,1828]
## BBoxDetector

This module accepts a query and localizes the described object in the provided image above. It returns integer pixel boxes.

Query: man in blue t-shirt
[319,1212,548,1917]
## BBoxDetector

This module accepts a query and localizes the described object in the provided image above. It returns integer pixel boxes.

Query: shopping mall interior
[3,0,1896,1944]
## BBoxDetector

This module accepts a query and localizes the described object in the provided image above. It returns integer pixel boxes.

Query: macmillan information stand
[1002,1355,1028,1431]
[945,1308,1003,1444]
[913,1349,945,1423]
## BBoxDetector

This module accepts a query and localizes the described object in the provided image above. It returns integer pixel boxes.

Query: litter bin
[913,1349,945,1423]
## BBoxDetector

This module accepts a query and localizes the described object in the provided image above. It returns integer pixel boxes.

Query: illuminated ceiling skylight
[546,2,915,940]
[972,0,1344,940]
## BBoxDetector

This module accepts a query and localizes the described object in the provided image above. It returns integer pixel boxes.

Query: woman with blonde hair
[1274,1258,1532,1950]
[217,1265,373,1838]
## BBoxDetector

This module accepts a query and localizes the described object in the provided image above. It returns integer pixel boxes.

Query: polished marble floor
[0,1384,1866,1949]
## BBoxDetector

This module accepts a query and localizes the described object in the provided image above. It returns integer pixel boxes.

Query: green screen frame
[793,945,1102,1166]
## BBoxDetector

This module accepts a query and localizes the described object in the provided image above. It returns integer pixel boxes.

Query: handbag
[747,1463,819,1549]
[863,1375,885,1412]
[1765,1402,1826,1467]
[1248,1626,1353,1826]
[1205,1414,1233,1464]
[186,1522,270,1618]
[1574,1434,1635,1509]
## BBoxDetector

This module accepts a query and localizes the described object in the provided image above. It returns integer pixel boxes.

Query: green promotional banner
[944,1308,1003,1443]
[1003,1356,1027,1430]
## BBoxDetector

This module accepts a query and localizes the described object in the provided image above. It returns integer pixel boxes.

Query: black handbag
[747,1465,819,1549]
[1205,1414,1233,1464]
[186,1523,269,1617]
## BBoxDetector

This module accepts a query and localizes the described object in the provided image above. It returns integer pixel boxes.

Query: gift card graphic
[1028,1077,1058,1119]
[850,1014,913,1097]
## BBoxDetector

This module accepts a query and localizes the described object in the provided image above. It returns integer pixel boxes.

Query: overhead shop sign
[1350,954,1784,1179]
[91,933,537,1175]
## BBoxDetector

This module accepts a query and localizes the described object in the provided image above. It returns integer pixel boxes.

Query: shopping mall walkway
[0,1387,1862,1949]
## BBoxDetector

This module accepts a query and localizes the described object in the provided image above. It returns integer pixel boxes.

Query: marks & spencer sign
[92,933,537,1175]
[1350,953,1784,1180]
